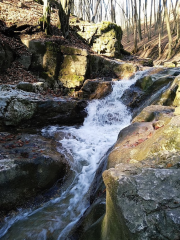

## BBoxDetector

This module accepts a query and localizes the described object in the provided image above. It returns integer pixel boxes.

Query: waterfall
[0,72,144,240]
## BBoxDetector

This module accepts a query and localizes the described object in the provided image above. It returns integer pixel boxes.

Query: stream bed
[0,72,144,239]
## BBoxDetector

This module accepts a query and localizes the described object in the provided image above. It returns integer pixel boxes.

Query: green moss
[59,74,84,88]
[99,22,122,40]
[61,45,84,56]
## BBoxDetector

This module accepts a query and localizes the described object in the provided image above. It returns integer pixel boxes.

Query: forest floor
[121,19,180,66]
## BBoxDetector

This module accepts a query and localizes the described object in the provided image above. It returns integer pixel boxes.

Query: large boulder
[71,21,123,57]
[0,132,70,211]
[79,79,113,99]
[103,164,180,240]
[101,105,180,240]
[89,55,137,79]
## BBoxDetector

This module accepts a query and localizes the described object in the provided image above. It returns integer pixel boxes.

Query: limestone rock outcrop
[71,21,123,57]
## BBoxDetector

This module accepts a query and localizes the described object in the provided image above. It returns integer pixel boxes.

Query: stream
[0,72,144,239]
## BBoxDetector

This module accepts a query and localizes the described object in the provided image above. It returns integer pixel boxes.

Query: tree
[133,0,138,53]
[43,0,51,34]
[163,0,172,59]
[58,0,71,38]
[138,0,142,41]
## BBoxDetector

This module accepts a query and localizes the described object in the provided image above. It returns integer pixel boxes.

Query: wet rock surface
[0,131,70,213]
[78,79,113,99]
[121,68,180,117]
[71,72,180,240]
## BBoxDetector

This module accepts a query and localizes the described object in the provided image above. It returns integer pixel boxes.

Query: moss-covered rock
[135,76,153,90]
[113,63,137,79]
[72,21,123,57]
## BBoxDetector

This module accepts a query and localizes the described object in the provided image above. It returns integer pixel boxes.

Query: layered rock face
[20,36,137,90]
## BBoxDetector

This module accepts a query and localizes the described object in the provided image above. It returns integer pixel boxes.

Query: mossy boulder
[102,163,180,240]
[108,105,176,168]
[72,21,123,57]
[113,63,137,79]
[135,76,153,90]
[91,22,122,57]
[0,85,87,129]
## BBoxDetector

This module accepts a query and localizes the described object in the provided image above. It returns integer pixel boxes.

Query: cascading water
[0,72,145,240]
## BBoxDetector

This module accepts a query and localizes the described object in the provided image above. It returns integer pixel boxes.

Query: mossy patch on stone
[59,74,84,88]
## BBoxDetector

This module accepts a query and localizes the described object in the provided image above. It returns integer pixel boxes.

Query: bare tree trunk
[78,0,83,19]
[145,0,149,39]
[143,3,145,36]
[154,0,158,32]
[163,0,173,59]
[149,0,153,39]
[58,0,71,38]
[110,0,116,22]
[138,0,142,41]
[92,0,100,22]
[134,0,138,53]
[158,0,162,57]
[177,2,180,41]
[43,0,51,35]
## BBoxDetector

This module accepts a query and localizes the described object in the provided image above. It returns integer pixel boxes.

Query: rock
[4,98,37,126]
[135,75,153,90]
[138,58,153,67]
[17,81,45,93]
[89,55,137,79]
[100,107,180,240]
[132,105,174,124]
[0,85,87,128]
[0,42,15,73]
[155,74,180,106]
[0,132,70,211]
[72,21,123,57]
[17,54,32,70]
[102,164,180,240]
[121,70,176,117]
[21,38,89,89]
[113,62,138,79]
[164,61,176,68]
[91,22,122,57]
[80,79,113,99]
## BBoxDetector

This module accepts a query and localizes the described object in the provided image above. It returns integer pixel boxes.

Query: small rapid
[0,72,144,239]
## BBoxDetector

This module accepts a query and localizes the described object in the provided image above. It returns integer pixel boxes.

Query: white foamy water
[0,72,144,239]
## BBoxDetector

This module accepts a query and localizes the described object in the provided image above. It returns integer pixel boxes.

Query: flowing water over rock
[0,72,144,239]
